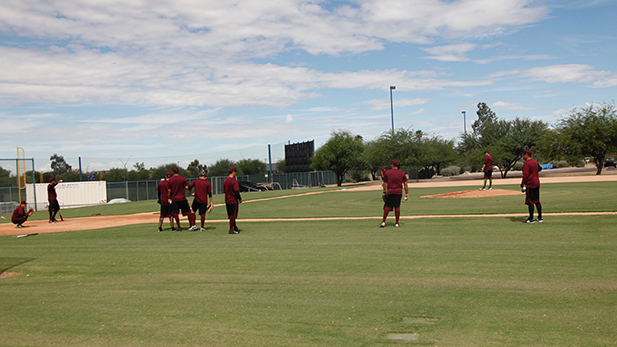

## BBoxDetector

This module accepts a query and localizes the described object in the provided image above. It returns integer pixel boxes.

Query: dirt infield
[2,172,616,236]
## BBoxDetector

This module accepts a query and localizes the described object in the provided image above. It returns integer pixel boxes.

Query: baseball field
[1,174,616,346]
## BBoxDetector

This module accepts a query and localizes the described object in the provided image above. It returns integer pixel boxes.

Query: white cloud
[358,98,430,111]
[422,43,476,62]
[491,101,538,111]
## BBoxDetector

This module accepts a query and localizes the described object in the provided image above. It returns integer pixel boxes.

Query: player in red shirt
[156,172,175,232]
[479,150,493,190]
[11,201,34,228]
[381,159,408,228]
[167,166,197,231]
[521,149,543,223]
[189,171,213,231]
[47,177,62,223]
[224,166,242,234]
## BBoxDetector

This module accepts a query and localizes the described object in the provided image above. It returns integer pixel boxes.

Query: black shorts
[12,216,28,225]
[192,200,208,215]
[383,194,402,210]
[484,170,493,179]
[159,204,172,218]
[171,200,191,215]
[48,199,60,212]
[525,187,540,205]
[226,203,238,218]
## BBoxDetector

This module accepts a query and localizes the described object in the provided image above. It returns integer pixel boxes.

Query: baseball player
[380,159,408,228]
[224,166,242,234]
[521,149,543,223]
[167,166,197,231]
[479,150,493,190]
[189,171,213,231]
[47,177,62,223]
[156,172,175,232]
[11,201,34,228]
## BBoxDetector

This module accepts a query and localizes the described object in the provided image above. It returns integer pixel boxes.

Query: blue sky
[1,0,616,174]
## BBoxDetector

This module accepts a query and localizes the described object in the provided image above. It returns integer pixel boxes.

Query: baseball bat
[14,233,38,238]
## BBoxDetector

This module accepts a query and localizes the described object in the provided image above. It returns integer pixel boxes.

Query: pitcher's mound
[421,189,521,198]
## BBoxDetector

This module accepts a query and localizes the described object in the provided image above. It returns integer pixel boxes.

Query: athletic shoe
[234,227,241,232]
[49,220,57,223]
[157,227,163,232]
[380,222,386,228]
[395,223,400,228]
[16,224,23,228]
[176,228,182,232]
[523,218,536,223]
[229,229,239,234]
[488,187,492,190]
[200,227,206,231]
[536,218,544,223]
[188,225,198,231]
[171,227,178,231]
[479,187,485,191]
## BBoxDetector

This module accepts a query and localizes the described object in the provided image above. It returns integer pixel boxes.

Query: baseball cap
[21,200,27,205]
[523,149,533,156]
[49,177,55,182]
[391,159,400,166]
[485,150,490,154]
[172,166,179,173]
[199,171,206,177]
[165,172,172,178]
[229,166,237,172]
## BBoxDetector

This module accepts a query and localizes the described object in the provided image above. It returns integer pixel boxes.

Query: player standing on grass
[189,171,213,231]
[11,201,34,228]
[381,159,408,228]
[156,172,175,232]
[479,150,493,190]
[224,166,242,234]
[521,149,543,223]
[168,166,197,231]
[47,177,61,223]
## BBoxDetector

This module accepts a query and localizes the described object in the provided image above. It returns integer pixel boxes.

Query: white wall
[26,181,107,211]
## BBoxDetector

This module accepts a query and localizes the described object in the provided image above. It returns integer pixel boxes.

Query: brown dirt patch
[421,188,521,198]
[0,272,22,279]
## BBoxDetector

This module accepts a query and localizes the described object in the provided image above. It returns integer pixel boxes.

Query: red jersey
[383,168,407,195]
[224,176,240,204]
[522,158,541,188]
[12,205,27,222]
[168,175,188,202]
[48,182,58,200]
[190,179,212,204]
[157,180,171,205]
[485,155,493,171]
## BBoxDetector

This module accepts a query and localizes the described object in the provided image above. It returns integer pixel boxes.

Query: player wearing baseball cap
[11,201,34,228]
[224,166,242,234]
[168,166,197,231]
[479,150,493,191]
[380,159,408,228]
[189,171,213,231]
[156,172,175,232]
[47,177,62,223]
[521,149,543,223]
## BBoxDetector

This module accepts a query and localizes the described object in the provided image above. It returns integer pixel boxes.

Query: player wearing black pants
[224,167,242,234]
[47,177,61,223]
[521,149,543,223]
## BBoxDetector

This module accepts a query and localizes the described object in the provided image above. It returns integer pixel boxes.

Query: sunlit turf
[1,181,616,346]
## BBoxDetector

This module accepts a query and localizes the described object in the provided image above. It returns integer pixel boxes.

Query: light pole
[390,86,396,132]
[119,155,133,181]
[462,110,466,135]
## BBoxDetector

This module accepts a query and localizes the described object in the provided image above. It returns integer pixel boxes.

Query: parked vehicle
[604,157,616,168]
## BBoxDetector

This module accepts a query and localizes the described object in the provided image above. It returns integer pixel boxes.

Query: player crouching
[12,201,34,228]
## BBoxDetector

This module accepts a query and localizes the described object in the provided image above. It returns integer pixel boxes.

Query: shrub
[513,161,524,171]
[441,166,461,177]
[575,159,586,168]
[557,160,569,168]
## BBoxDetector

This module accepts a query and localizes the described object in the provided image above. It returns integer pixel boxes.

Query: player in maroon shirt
[156,172,175,232]
[479,150,493,190]
[189,171,213,231]
[224,166,242,234]
[11,201,34,228]
[47,177,62,223]
[167,166,197,231]
[521,149,543,223]
[381,159,408,228]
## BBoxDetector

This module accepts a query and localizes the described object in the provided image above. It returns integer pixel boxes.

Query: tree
[237,159,266,175]
[276,158,286,173]
[312,130,365,186]
[472,102,497,135]
[150,163,190,179]
[129,162,150,180]
[187,159,206,177]
[50,154,72,178]
[102,168,127,181]
[0,166,13,186]
[551,103,617,175]
[421,136,457,175]
[208,159,236,177]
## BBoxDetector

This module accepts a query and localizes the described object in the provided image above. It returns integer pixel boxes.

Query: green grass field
[1,181,616,346]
